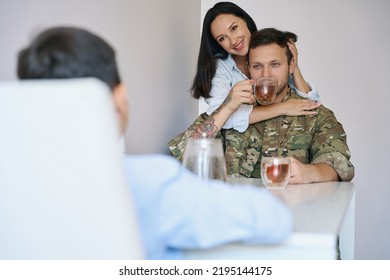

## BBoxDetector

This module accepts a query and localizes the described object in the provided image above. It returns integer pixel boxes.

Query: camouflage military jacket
[168,89,354,181]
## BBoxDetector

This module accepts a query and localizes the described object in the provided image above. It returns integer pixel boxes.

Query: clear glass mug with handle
[182,138,227,182]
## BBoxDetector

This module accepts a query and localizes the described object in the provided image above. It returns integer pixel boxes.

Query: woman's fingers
[288,41,298,59]
[283,99,321,116]
[233,79,255,93]
[230,79,256,103]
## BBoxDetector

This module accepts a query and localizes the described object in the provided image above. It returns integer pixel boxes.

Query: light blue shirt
[123,154,293,259]
[205,54,320,132]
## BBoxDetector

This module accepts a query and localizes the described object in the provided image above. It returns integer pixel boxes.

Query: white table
[184,178,355,260]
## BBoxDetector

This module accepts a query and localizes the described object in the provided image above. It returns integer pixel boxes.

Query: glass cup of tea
[261,157,291,189]
[254,77,278,105]
[182,138,227,182]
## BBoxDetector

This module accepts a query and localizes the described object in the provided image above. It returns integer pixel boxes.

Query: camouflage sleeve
[310,106,355,181]
[167,113,219,162]
[167,130,191,162]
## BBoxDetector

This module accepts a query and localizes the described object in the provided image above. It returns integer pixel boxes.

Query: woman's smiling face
[210,13,251,57]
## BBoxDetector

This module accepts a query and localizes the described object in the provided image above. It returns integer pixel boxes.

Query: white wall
[120,1,200,154]
[202,0,390,259]
[0,0,200,154]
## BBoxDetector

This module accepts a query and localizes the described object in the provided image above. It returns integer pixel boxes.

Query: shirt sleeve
[205,62,252,133]
[288,75,321,102]
[310,107,355,181]
[124,154,293,259]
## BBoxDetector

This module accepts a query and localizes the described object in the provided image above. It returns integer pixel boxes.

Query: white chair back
[0,78,144,259]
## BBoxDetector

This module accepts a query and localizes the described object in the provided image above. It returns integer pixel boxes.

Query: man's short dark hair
[17,27,121,90]
[249,28,298,64]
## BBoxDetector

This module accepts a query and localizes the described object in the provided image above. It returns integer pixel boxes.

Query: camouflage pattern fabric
[167,113,222,162]
[168,88,354,181]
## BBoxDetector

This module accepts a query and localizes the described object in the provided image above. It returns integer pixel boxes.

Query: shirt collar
[226,54,238,71]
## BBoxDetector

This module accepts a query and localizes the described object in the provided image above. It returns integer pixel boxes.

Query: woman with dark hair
[190,2,320,135]
[192,1,257,100]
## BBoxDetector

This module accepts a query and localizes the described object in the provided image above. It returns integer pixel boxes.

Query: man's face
[248,43,293,98]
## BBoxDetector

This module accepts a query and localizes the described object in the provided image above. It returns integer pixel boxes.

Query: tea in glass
[261,157,290,189]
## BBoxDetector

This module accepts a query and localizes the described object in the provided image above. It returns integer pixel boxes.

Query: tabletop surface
[227,177,355,234]
[183,178,355,259]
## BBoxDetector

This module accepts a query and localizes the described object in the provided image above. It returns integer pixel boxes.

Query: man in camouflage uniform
[169,28,354,183]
